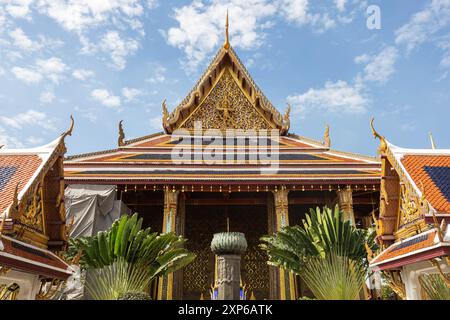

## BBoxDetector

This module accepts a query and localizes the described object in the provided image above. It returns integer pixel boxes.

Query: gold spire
[224,9,230,50]
[428,132,436,149]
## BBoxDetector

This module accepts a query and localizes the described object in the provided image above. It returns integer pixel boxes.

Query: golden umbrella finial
[224,9,230,50]
[428,132,436,149]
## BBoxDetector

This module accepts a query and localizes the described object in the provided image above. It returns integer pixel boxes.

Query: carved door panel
[183,204,269,300]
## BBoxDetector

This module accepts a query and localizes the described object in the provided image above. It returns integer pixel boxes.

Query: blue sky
[0,0,449,156]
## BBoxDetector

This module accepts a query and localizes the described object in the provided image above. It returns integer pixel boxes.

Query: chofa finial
[118,120,125,147]
[428,132,436,149]
[324,124,331,148]
[370,117,387,153]
[62,115,74,139]
[224,9,230,50]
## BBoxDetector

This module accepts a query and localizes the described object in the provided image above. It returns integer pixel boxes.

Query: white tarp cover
[65,184,130,238]
[63,184,131,300]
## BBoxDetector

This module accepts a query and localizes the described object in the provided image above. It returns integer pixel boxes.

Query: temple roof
[0,234,73,279]
[0,135,68,218]
[161,18,290,134]
[64,132,380,185]
[386,141,450,214]
[369,228,450,271]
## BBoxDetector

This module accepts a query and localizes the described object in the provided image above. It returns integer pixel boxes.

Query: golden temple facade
[64,18,381,300]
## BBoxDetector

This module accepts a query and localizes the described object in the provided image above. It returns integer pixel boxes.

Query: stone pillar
[211,232,247,300]
[337,187,355,226]
[272,186,296,300]
[158,187,180,300]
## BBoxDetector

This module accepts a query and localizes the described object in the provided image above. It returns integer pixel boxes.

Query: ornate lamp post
[210,221,247,300]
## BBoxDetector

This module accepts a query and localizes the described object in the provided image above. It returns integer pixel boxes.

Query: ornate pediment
[162,18,290,135]
[180,68,273,131]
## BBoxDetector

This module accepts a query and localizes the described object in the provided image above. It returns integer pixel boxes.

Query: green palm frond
[69,213,196,280]
[260,206,375,274]
[419,274,450,300]
[302,252,365,300]
[85,258,152,300]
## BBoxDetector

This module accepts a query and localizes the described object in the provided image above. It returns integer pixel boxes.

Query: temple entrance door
[182,192,270,300]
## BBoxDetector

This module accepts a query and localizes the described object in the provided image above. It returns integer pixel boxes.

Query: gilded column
[272,186,296,300]
[337,187,355,225]
[158,187,180,300]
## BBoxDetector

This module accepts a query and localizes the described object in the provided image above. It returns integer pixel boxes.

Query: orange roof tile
[0,155,42,215]
[401,155,450,213]
[370,230,437,266]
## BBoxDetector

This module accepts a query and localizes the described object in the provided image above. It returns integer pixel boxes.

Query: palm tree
[260,205,375,300]
[68,213,195,273]
[260,205,375,275]
[85,258,152,300]
[419,274,450,300]
[67,213,196,299]
[301,251,365,300]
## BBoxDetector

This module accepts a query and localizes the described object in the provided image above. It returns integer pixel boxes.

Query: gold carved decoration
[8,183,20,220]
[182,69,271,131]
[118,120,125,146]
[60,115,74,154]
[323,124,330,148]
[382,270,406,300]
[283,104,291,133]
[19,183,44,232]
[36,279,65,300]
[370,117,387,154]
[162,99,169,128]
[0,283,20,300]
[273,186,289,230]
[399,183,421,226]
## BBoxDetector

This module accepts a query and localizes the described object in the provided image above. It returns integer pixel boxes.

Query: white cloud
[165,0,277,72]
[2,0,34,19]
[11,66,43,83]
[35,57,68,83]
[74,106,98,123]
[0,126,24,148]
[9,27,42,51]
[122,87,143,102]
[0,109,56,130]
[35,0,149,32]
[395,0,450,53]
[91,89,121,108]
[280,0,340,32]
[26,136,44,146]
[166,0,360,72]
[334,0,346,12]
[10,57,68,84]
[287,80,369,116]
[360,46,398,84]
[146,64,166,83]
[72,68,94,80]
[354,53,370,64]
[99,30,139,70]
[149,116,162,131]
[39,90,55,104]
[0,66,5,77]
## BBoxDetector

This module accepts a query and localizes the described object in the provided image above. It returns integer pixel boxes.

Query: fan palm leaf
[302,251,365,300]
